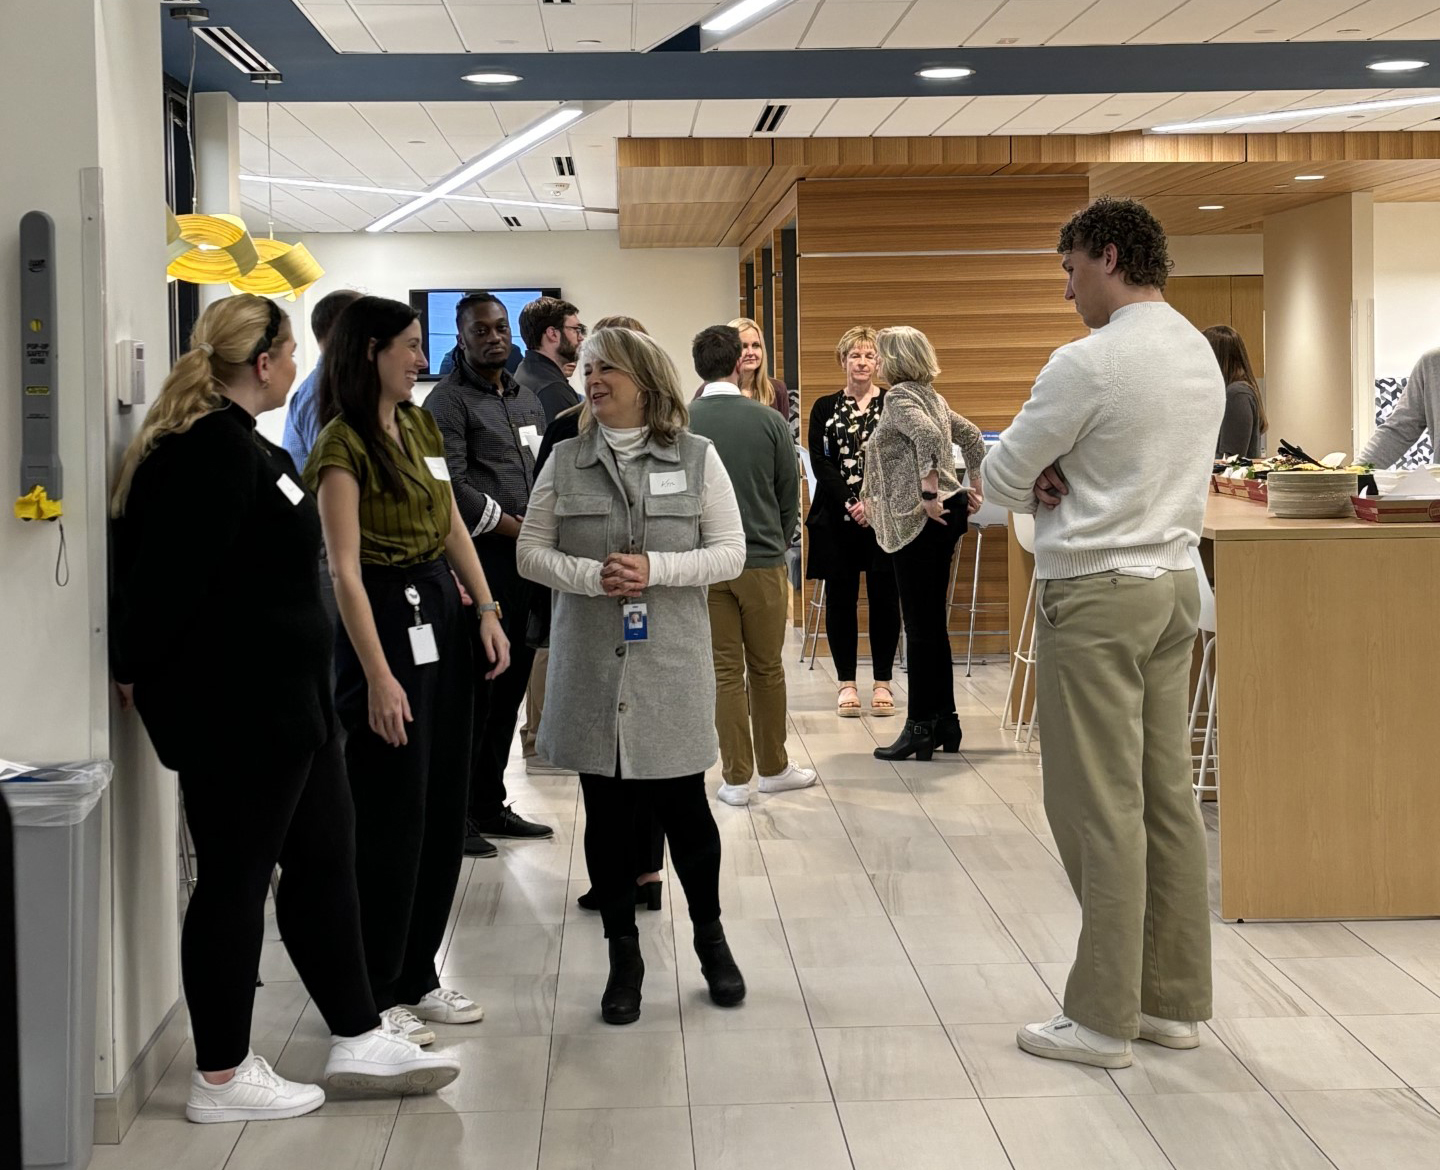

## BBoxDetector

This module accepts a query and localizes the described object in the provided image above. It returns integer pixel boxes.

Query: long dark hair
[1203,324,1268,434]
[317,295,419,495]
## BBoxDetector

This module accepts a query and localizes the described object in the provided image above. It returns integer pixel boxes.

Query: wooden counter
[1202,493,1440,920]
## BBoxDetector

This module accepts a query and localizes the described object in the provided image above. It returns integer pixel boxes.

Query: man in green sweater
[689,325,814,807]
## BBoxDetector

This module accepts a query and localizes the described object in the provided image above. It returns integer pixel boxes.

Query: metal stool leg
[965,528,984,676]
[806,580,826,669]
[1001,568,1037,731]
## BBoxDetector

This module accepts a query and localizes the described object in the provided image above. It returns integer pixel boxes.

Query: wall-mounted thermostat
[116,339,146,408]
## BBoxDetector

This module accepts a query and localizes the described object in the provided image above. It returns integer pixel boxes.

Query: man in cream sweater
[983,197,1225,1070]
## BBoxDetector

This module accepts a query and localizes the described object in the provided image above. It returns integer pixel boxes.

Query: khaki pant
[707,566,790,787]
[522,649,547,759]
[1036,569,1213,1039]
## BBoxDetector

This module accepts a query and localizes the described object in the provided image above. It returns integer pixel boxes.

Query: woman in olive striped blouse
[306,296,510,1044]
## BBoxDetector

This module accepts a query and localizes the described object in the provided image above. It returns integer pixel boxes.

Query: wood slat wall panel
[1230,276,1265,382]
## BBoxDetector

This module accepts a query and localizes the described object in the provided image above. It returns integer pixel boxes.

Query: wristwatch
[920,490,939,501]
[477,601,502,619]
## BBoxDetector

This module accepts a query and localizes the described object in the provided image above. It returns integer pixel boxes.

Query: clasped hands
[601,552,650,599]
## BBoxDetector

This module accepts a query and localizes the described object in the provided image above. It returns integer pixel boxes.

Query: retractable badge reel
[406,585,439,665]
[620,539,647,642]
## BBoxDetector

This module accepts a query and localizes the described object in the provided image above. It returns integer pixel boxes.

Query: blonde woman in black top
[111,294,460,1123]
[307,296,510,1045]
[806,326,901,718]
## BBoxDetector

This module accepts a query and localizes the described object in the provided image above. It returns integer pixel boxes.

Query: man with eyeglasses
[425,292,555,856]
[515,297,586,426]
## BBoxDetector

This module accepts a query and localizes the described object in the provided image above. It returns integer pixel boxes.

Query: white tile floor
[94,636,1440,1169]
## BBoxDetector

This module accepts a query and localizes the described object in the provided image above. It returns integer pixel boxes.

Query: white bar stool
[797,446,827,667]
[950,496,1012,676]
[1186,545,1219,801]
[1001,512,1039,749]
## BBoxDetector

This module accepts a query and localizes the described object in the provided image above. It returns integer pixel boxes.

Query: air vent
[503,215,522,228]
[541,0,574,5]
[753,104,790,134]
[552,155,577,177]
[193,26,281,81]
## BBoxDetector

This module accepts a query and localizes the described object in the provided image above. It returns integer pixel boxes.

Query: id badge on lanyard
[618,536,647,642]
[405,585,439,665]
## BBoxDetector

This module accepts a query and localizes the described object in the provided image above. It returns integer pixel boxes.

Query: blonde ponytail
[111,294,289,516]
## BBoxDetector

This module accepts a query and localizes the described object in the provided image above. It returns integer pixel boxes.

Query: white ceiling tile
[936,95,1046,134]
[691,99,767,136]
[542,208,590,232]
[632,3,713,49]
[1209,0,1360,41]
[285,103,426,184]
[351,4,465,52]
[474,161,532,198]
[630,100,698,136]
[423,102,505,141]
[1047,0,1190,46]
[569,135,619,206]
[1206,90,1323,117]
[574,102,630,137]
[885,0,1003,47]
[298,5,381,51]
[801,1,910,48]
[1126,0,1275,44]
[998,92,1110,133]
[239,104,313,139]
[585,211,620,230]
[493,102,568,134]
[542,3,632,50]
[349,0,445,6]
[873,97,975,137]
[759,99,836,137]
[353,102,462,182]
[1295,0,1440,40]
[240,199,306,235]
[1058,92,1180,133]
[1382,8,1440,36]
[448,3,549,52]
[446,200,510,232]
[967,0,1095,46]
[813,98,906,136]
[1123,90,1254,129]
[715,0,818,50]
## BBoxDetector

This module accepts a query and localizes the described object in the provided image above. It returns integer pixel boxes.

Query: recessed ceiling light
[1368,59,1429,73]
[1198,205,1225,211]
[916,67,974,80]
[408,139,426,145]
[463,71,522,85]
[1294,174,1326,181]
[1337,28,1361,33]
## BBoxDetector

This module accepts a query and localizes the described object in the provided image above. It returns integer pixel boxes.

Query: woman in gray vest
[517,326,749,1025]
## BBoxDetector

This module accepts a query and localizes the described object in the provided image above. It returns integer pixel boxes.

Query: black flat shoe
[873,718,938,761]
[933,712,963,754]
[463,821,498,858]
[601,935,644,1025]
[470,806,554,840]
[577,881,664,912]
[694,920,746,1007]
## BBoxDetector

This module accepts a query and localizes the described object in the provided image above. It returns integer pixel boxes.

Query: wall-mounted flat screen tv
[410,287,562,379]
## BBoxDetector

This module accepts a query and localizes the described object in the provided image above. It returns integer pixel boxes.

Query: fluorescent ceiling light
[1294,174,1326,181]
[463,71,522,85]
[368,105,588,233]
[1198,205,1225,211]
[239,174,598,213]
[1153,93,1440,133]
[1367,59,1428,73]
[702,0,792,34]
[917,67,975,80]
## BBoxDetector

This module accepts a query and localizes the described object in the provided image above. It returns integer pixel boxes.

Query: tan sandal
[837,684,863,718]
[870,684,897,717]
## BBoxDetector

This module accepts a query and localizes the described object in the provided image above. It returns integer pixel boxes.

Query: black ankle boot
[933,712,963,753]
[873,717,938,761]
[693,920,746,1007]
[578,882,664,912]
[601,935,644,1025]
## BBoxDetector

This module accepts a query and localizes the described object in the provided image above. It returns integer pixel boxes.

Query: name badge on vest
[276,474,304,505]
[649,470,686,496]
[423,456,450,481]
[622,602,649,642]
[405,585,440,665]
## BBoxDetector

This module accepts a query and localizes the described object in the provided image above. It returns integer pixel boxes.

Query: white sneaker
[323,1016,461,1095]
[381,1005,435,1046]
[758,762,817,794]
[403,987,484,1025]
[525,755,576,776]
[717,783,751,807]
[185,1052,324,1124]
[1017,1014,1132,1069]
[1138,1012,1201,1050]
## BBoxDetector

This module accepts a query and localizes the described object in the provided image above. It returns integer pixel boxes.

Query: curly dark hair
[1057,196,1172,289]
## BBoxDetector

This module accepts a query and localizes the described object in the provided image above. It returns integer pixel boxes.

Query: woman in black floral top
[805,326,902,718]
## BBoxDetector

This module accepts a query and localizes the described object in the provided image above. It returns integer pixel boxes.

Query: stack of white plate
[1266,471,1358,518]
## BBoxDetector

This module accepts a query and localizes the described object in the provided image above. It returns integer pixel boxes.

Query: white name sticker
[518,425,541,457]
[424,456,450,481]
[649,471,687,496]
[409,623,440,666]
[276,474,304,505]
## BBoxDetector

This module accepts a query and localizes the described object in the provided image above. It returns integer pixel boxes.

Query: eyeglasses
[564,322,588,339]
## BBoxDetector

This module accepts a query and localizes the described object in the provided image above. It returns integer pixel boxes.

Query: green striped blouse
[304,403,454,567]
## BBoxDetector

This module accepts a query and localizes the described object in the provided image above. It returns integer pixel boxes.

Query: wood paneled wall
[792,177,1089,649]
[1168,275,1266,379]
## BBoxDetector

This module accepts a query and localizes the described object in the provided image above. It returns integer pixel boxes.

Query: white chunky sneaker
[1138,1012,1201,1050]
[758,762,817,794]
[381,1005,436,1046]
[404,987,484,1025]
[716,783,751,807]
[323,1016,461,1094]
[1017,1014,1132,1069]
[185,1052,324,1124]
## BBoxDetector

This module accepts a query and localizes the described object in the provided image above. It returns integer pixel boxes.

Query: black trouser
[891,495,966,722]
[178,736,378,1072]
[579,771,721,940]
[468,535,537,821]
[823,522,902,682]
[335,557,475,1010]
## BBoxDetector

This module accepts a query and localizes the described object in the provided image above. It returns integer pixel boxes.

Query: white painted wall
[1374,203,1440,380]
[261,231,739,445]
[1169,233,1264,277]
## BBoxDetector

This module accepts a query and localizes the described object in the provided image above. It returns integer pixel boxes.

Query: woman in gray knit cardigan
[861,326,986,762]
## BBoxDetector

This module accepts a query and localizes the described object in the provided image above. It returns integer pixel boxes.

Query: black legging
[579,771,721,940]
[891,494,966,721]
[178,736,378,1072]
[823,522,901,682]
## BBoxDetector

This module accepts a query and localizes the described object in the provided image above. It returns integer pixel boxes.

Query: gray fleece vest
[538,429,719,779]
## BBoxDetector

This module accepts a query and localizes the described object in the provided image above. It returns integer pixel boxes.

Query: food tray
[1352,496,1440,523]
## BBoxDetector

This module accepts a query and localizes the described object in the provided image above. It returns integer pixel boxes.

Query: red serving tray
[1351,496,1440,523]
